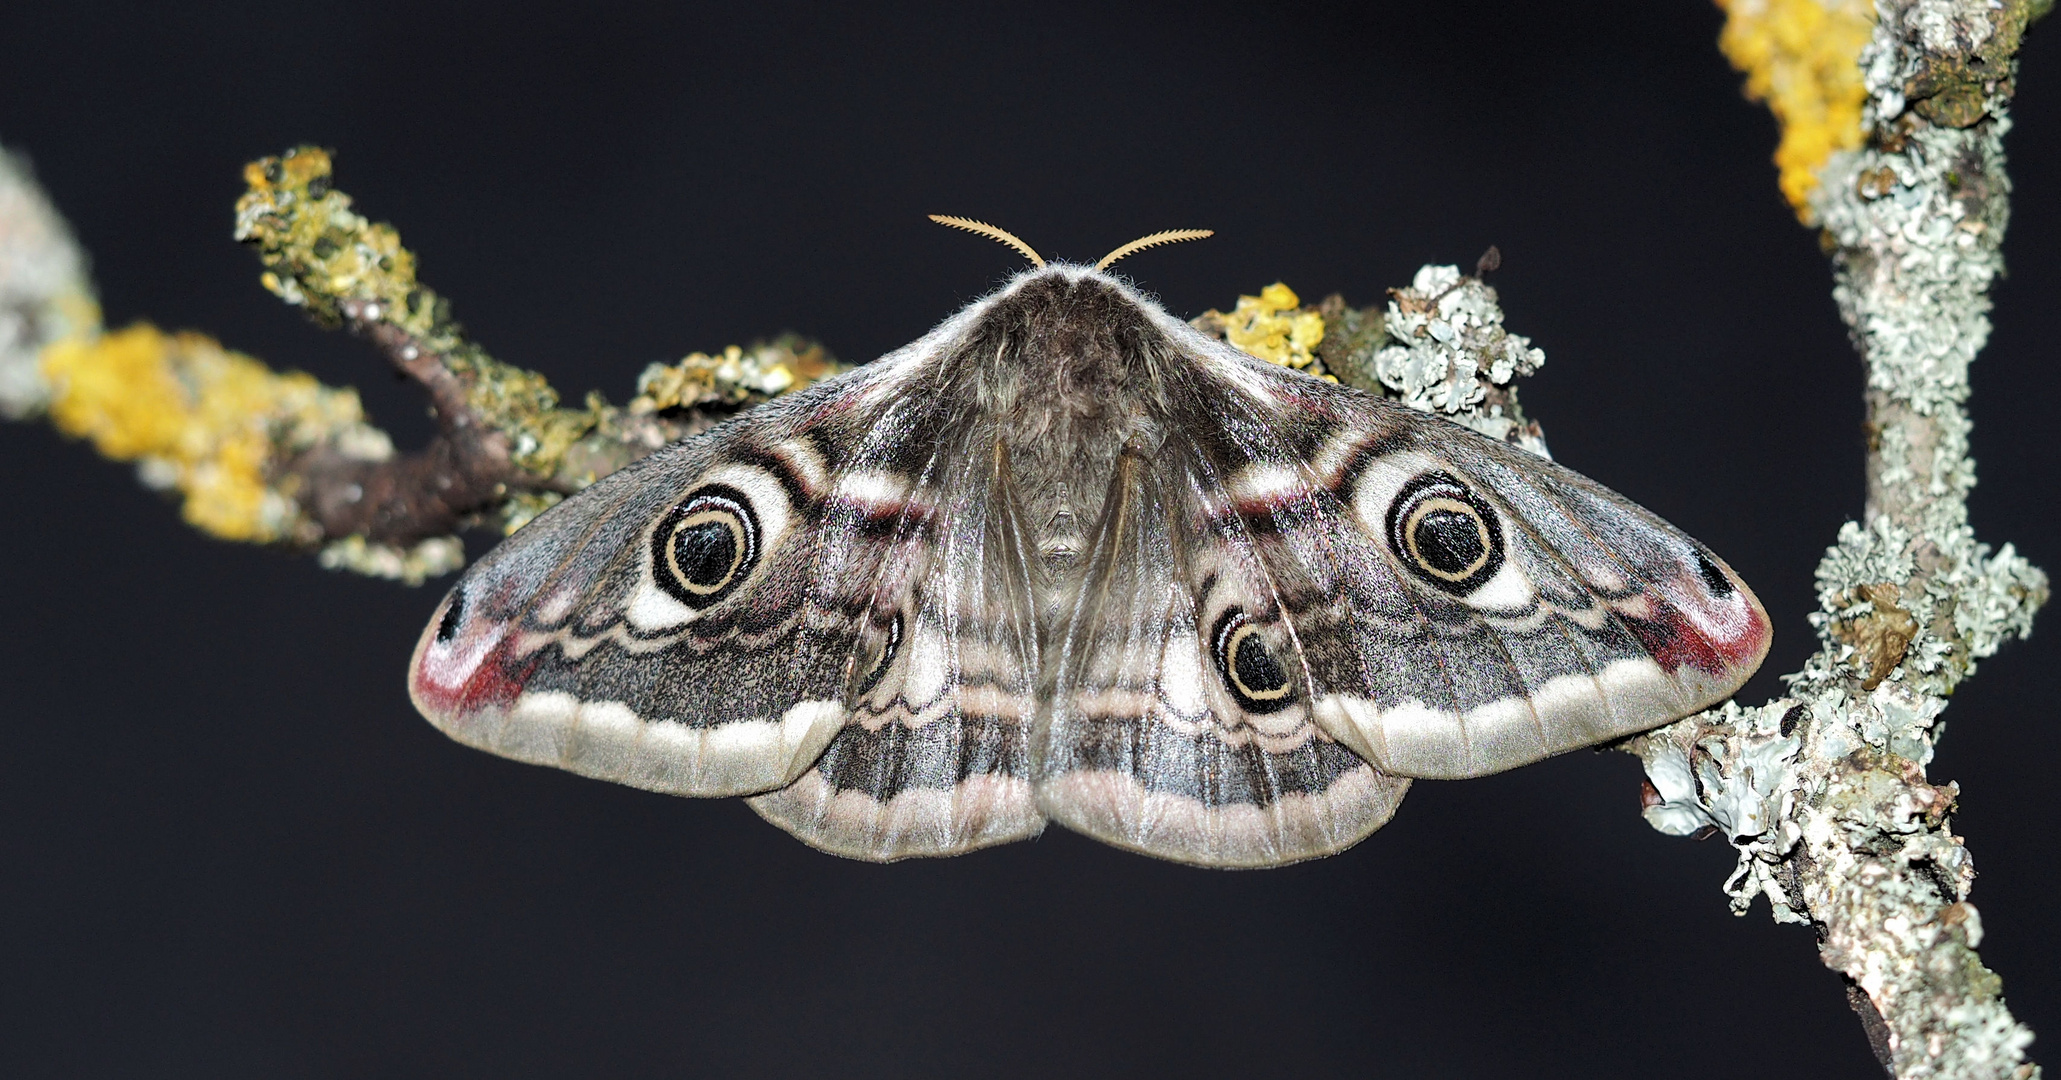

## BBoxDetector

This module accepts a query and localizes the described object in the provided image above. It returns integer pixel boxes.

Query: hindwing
[1034,438,1411,867]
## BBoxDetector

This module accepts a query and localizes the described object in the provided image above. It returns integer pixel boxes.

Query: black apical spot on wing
[1695,551,1736,597]
[435,587,466,643]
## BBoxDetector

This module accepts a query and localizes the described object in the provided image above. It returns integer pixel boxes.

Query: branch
[290,301,525,548]
[0,145,848,582]
[1629,1,2049,1075]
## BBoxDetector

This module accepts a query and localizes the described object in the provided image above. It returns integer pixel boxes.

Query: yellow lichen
[631,335,847,414]
[40,323,376,541]
[235,147,417,329]
[1714,0,1876,222]
[1215,283,1328,375]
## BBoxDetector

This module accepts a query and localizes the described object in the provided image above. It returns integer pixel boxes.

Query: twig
[286,297,527,546]
[1629,2,2049,1076]
[231,147,850,571]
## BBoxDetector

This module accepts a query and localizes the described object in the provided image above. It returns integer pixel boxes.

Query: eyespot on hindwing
[1211,608,1295,713]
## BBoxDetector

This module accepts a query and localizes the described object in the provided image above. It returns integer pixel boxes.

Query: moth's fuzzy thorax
[938,266,1185,540]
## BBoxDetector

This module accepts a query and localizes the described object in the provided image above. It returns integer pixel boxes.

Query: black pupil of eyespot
[1233,633,1287,693]
[1414,509,1485,574]
[1695,552,1735,596]
[673,518,738,586]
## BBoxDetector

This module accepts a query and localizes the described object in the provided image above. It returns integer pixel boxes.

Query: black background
[3,2,2056,1077]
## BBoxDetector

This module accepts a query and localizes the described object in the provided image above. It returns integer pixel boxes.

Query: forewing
[409,360,1046,858]
[1162,343,1773,783]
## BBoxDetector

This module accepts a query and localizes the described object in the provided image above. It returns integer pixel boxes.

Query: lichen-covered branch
[1630,1,2048,1076]
[232,147,848,576]
[0,145,847,582]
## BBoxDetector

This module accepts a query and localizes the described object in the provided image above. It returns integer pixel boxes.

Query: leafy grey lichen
[1372,264,1549,456]
[1638,701,1802,842]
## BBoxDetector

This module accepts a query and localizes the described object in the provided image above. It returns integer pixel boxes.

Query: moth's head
[981,263,1157,326]
[925,216,1217,367]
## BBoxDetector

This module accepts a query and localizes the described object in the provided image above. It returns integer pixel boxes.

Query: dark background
[2,1,2055,1076]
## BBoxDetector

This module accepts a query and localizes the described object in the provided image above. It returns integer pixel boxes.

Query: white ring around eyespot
[1349,449,1448,534]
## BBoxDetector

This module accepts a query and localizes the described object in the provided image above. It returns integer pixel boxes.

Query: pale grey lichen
[317,534,466,586]
[0,147,95,420]
[1951,542,2046,660]
[1627,1,2048,1075]
[1373,264,1549,456]
[1638,700,1802,839]
[497,489,565,535]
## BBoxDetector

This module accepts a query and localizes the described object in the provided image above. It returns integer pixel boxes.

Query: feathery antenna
[1095,229,1214,271]
[927,215,1045,268]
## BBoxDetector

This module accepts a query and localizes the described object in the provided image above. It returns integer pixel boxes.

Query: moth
[411,220,1770,868]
